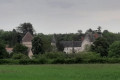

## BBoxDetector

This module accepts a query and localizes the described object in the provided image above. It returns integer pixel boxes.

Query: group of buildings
[6,32,33,58]
[51,29,102,53]
[6,29,102,58]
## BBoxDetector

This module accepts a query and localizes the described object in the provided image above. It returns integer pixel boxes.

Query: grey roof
[60,41,82,47]
[22,32,33,42]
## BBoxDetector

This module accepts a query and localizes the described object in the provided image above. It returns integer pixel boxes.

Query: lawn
[0,64,120,80]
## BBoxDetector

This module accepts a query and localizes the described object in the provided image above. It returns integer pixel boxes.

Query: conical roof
[22,32,33,42]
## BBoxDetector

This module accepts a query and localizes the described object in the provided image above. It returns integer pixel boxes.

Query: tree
[78,30,82,34]
[0,42,9,59]
[37,33,52,52]
[103,30,120,45]
[13,44,28,55]
[91,37,109,57]
[97,26,102,32]
[56,40,64,51]
[11,29,18,46]
[32,36,44,54]
[108,41,120,58]
[17,23,35,35]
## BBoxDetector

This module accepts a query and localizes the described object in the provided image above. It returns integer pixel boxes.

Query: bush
[12,53,29,59]
[42,52,66,59]
[38,57,48,64]
[77,52,100,59]
[65,58,75,64]
[52,58,65,64]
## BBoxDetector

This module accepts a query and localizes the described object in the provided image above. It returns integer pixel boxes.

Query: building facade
[51,29,102,54]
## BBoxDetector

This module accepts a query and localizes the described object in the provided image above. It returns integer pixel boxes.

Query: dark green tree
[17,23,35,35]
[11,29,18,46]
[91,37,109,57]
[13,44,28,55]
[108,41,120,58]
[0,42,9,59]
[56,40,64,51]
[37,33,52,52]
[32,36,44,54]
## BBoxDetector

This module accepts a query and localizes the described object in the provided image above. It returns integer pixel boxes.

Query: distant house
[60,41,82,53]
[22,32,33,58]
[6,48,13,54]
[51,29,102,54]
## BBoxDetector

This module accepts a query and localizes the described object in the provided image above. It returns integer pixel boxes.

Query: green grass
[0,64,120,80]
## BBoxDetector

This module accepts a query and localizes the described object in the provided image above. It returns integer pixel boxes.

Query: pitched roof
[60,41,82,47]
[5,48,13,53]
[22,32,33,42]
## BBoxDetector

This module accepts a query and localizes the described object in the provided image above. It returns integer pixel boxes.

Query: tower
[22,32,33,59]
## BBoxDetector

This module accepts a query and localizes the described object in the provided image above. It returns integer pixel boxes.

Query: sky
[0,0,120,34]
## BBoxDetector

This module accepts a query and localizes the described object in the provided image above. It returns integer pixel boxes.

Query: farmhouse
[60,41,82,53]
[51,29,102,54]
[5,48,13,54]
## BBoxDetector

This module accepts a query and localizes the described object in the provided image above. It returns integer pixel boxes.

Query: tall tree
[0,42,9,59]
[17,23,35,35]
[37,33,52,52]
[32,36,44,54]
[91,37,109,57]
[97,26,102,32]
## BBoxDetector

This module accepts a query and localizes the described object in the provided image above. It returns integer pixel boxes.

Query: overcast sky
[0,0,120,34]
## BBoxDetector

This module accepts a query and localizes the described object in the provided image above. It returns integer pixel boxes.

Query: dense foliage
[0,42,9,59]
[13,44,28,55]
[91,37,109,57]
[32,36,44,54]
[1,23,120,64]
[108,41,120,58]
[17,23,35,35]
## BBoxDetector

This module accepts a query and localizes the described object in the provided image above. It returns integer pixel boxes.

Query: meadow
[0,64,120,80]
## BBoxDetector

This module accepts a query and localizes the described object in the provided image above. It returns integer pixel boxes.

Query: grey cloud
[0,0,120,34]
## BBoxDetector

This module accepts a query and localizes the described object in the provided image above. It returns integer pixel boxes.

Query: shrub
[44,52,66,59]
[38,57,48,64]
[52,58,65,64]
[12,53,29,59]
[65,58,75,64]
[75,52,100,60]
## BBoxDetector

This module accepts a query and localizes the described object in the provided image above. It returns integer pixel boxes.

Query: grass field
[0,64,120,80]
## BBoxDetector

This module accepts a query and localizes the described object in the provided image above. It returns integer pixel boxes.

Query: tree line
[0,23,120,62]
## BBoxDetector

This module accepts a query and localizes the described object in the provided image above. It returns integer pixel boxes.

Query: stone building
[60,41,82,53]
[22,32,33,58]
[51,29,102,54]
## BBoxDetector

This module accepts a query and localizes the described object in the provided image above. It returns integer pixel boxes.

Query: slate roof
[60,41,82,47]
[22,32,33,42]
